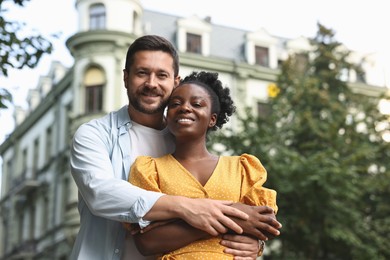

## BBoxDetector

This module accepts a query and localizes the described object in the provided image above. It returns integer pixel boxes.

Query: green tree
[0,0,53,109]
[212,23,390,259]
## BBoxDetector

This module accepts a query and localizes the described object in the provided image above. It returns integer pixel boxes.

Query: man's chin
[138,105,165,115]
[130,99,166,114]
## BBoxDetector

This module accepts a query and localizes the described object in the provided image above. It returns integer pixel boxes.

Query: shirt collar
[117,105,132,133]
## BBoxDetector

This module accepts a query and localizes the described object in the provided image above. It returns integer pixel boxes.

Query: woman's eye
[168,102,180,108]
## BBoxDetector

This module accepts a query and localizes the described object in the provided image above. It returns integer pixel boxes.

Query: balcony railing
[10,171,41,195]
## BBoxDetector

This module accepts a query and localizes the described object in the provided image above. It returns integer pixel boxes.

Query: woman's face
[167,83,217,139]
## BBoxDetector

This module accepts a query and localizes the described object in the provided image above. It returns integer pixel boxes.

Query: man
[70,35,281,260]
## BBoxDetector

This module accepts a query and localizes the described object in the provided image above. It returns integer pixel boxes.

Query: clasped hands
[132,202,281,242]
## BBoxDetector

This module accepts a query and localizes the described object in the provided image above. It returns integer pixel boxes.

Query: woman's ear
[209,113,217,128]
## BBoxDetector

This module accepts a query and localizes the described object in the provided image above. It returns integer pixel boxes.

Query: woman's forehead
[174,82,208,94]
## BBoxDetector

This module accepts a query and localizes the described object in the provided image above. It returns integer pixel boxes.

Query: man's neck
[128,110,166,130]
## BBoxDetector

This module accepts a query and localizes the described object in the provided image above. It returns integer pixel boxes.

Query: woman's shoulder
[222,153,260,162]
[135,154,172,164]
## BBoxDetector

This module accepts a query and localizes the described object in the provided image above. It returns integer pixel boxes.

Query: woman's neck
[172,138,214,161]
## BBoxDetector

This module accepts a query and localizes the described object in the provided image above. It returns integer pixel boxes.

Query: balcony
[6,240,37,260]
[11,171,41,195]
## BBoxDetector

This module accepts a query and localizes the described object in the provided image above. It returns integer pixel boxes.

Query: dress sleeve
[239,154,278,214]
[129,156,162,192]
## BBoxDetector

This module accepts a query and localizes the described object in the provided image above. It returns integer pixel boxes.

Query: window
[18,212,24,242]
[65,103,73,144]
[32,138,39,176]
[84,67,105,113]
[29,205,35,240]
[85,85,103,113]
[6,160,13,191]
[89,4,106,30]
[257,101,271,119]
[2,218,9,254]
[42,196,49,234]
[356,69,366,83]
[45,127,52,163]
[61,178,70,219]
[295,53,309,74]
[255,46,269,67]
[22,148,28,176]
[186,33,202,54]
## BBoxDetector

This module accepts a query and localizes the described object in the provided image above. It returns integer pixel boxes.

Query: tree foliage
[211,23,390,259]
[0,0,53,109]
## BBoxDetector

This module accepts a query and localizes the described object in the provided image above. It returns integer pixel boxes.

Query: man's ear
[123,69,128,89]
[209,113,217,128]
[174,75,181,88]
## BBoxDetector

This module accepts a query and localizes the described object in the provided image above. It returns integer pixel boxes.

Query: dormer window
[255,46,269,67]
[245,29,278,69]
[186,33,202,54]
[177,15,211,56]
[89,4,106,30]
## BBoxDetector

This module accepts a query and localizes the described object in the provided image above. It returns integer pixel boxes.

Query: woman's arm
[132,218,264,258]
[132,219,209,256]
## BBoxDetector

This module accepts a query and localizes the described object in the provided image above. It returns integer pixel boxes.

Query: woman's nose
[179,103,191,112]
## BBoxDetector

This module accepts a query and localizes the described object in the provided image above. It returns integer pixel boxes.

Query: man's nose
[145,74,158,87]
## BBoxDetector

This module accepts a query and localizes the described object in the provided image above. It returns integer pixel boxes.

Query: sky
[0,0,389,144]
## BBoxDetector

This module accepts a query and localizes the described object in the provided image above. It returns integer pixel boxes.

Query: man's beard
[129,95,168,114]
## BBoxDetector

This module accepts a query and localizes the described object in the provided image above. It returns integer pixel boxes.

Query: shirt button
[114,249,119,254]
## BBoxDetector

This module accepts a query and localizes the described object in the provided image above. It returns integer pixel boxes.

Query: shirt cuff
[120,191,164,228]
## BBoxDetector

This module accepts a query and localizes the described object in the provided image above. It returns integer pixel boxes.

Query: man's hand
[230,204,282,241]
[221,234,259,260]
[178,198,249,236]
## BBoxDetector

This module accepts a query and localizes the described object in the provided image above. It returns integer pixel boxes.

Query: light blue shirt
[70,105,174,260]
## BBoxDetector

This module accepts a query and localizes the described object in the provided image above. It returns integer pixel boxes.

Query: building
[0,0,387,259]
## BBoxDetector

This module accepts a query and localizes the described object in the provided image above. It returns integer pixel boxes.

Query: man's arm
[131,204,281,256]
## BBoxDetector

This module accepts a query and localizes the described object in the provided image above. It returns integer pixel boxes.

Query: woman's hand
[230,204,282,241]
[221,234,259,260]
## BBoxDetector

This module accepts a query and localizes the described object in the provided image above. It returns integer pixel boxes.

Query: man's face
[123,50,179,114]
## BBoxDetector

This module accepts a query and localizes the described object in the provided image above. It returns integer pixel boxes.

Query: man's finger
[220,202,249,220]
[218,215,243,234]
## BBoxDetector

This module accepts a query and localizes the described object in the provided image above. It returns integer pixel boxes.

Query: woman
[128,71,279,259]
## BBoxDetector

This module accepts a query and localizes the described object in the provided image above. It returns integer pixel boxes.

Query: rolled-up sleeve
[70,120,163,224]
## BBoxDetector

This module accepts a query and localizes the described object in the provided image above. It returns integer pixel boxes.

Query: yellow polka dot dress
[129,153,278,259]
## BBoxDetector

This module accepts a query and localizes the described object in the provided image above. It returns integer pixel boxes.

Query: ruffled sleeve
[239,154,278,214]
[129,156,161,192]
